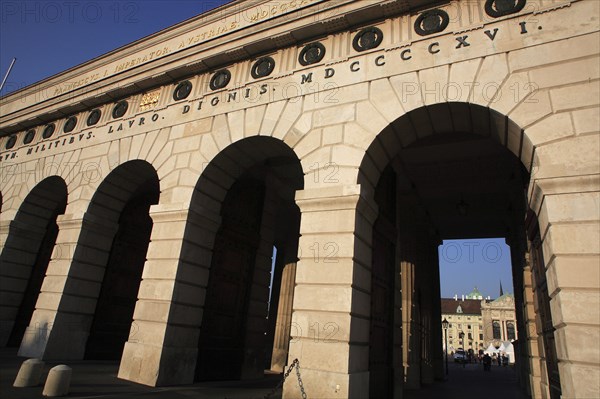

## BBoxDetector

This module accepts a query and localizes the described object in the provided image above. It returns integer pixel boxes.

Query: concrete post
[42,364,72,397]
[13,358,44,387]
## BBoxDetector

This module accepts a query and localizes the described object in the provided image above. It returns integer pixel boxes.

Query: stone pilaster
[18,213,119,359]
[283,185,375,399]
[119,203,207,386]
[531,176,600,399]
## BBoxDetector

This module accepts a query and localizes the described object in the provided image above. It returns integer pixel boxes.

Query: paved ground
[1,348,530,398]
[404,361,531,399]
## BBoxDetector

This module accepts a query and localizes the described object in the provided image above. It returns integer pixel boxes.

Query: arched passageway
[359,103,554,398]
[184,137,304,381]
[16,161,161,360]
[81,160,160,360]
[0,177,67,347]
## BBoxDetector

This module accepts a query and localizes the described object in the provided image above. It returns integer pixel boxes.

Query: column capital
[149,203,191,223]
[296,184,373,214]
[528,174,600,215]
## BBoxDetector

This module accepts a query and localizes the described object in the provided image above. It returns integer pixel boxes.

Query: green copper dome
[466,287,483,299]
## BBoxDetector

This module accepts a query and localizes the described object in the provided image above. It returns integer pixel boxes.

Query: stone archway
[119,136,304,386]
[356,103,548,398]
[18,160,159,361]
[0,176,67,347]
[191,136,304,382]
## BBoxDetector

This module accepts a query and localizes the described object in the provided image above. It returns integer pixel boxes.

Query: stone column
[270,261,297,372]
[398,200,421,390]
[0,220,46,346]
[283,185,376,399]
[18,213,119,360]
[119,203,207,386]
[417,236,438,384]
[534,182,600,399]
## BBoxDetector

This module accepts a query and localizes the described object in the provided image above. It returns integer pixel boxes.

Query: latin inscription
[50,0,321,98]
[1,20,538,162]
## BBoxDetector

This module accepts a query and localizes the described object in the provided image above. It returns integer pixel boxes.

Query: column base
[271,348,288,372]
[18,311,88,360]
[118,342,198,387]
[283,368,368,399]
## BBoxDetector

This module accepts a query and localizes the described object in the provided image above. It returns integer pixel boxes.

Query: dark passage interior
[196,178,266,380]
[84,174,159,360]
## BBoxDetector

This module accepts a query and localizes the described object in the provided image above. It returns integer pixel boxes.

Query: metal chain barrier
[264,358,307,399]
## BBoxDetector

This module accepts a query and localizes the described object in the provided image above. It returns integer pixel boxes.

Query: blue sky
[0,0,231,95]
[438,238,514,299]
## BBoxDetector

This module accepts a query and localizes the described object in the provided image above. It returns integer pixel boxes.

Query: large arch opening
[359,103,557,398]
[72,160,160,360]
[0,177,67,347]
[183,136,304,382]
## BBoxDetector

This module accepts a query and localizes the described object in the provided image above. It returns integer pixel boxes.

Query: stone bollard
[13,358,45,387]
[42,365,72,397]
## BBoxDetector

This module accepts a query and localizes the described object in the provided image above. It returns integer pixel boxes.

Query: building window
[507,321,516,340]
[468,325,471,329]
[493,321,501,340]
[468,333,472,340]
[479,333,483,340]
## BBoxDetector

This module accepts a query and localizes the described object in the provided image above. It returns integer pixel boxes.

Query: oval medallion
[299,42,326,66]
[485,0,527,18]
[64,116,77,133]
[251,57,276,79]
[414,9,450,36]
[87,109,101,126]
[42,123,56,139]
[112,101,129,119]
[173,80,193,101]
[210,70,231,91]
[353,27,384,52]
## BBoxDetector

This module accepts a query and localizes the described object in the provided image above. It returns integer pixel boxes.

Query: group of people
[482,352,509,371]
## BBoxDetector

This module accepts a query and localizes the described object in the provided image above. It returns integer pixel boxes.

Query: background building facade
[441,298,484,354]
[482,293,518,348]
[442,288,518,354]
